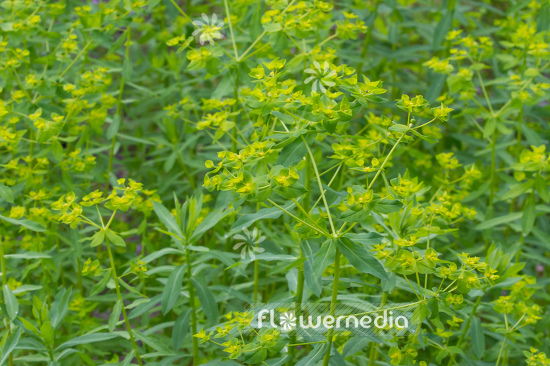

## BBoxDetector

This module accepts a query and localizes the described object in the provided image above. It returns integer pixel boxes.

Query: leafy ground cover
[0,0,549,365]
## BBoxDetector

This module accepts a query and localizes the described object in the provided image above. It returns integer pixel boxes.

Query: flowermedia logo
[233,227,265,260]
[304,61,336,93]
[246,302,418,338]
[192,13,225,45]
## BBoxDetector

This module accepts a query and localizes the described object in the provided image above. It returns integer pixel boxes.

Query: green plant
[0,0,549,365]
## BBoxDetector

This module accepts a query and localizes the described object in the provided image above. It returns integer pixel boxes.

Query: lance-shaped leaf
[153,201,184,239]
[337,237,388,281]
[162,264,185,315]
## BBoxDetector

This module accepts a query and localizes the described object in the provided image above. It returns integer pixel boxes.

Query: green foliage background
[0,0,549,365]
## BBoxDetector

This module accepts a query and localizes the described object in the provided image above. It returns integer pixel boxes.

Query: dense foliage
[0,0,549,365]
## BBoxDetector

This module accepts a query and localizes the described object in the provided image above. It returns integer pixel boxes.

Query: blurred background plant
[0,0,548,365]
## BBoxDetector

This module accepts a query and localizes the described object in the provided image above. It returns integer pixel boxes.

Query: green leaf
[5,251,51,259]
[153,201,184,239]
[483,118,497,138]
[471,315,485,358]
[433,10,453,49]
[295,343,327,366]
[161,264,185,315]
[522,194,536,235]
[536,173,549,203]
[410,129,439,143]
[41,321,54,345]
[3,285,18,320]
[90,269,112,296]
[374,200,403,214]
[344,232,384,246]
[388,124,410,133]
[276,137,306,167]
[475,212,522,231]
[229,200,294,234]
[191,207,229,243]
[108,300,122,332]
[0,328,21,366]
[269,31,288,53]
[55,332,121,351]
[312,239,337,278]
[0,215,46,232]
[90,229,105,248]
[0,182,14,203]
[106,114,121,140]
[50,287,72,329]
[337,237,388,281]
[191,277,219,324]
[411,302,429,325]
[105,229,126,248]
[172,309,191,350]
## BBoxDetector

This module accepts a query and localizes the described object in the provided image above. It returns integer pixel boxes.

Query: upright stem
[488,131,497,209]
[448,296,482,365]
[356,0,381,77]
[105,240,144,366]
[232,70,240,153]
[302,136,336,236]
[368,342,377,366]
[106,28,130,193]
[304,154,312,211]
[186,248,200,363]
[322,248,340,366]
[368,133,405,190]
[287,249,305,365]
[253,203,260,303]
[0,234,14,366]
[0,235,6,287]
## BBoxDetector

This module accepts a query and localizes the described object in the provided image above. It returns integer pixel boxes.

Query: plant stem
[322,248,340,366]
[447,295,482,365]
[0,235,6,287]
[253,203,260,302]
[106,28,130,193]
[368,342,377,366]
[105,240,144,366]
[223,0,238,59]
[287,248,305,365]
[356,0,380,76]
[368,133,405,190]
[186,248,200,363]
[302,136,336,236]
[304,153,312,211]
[169,0,193,23]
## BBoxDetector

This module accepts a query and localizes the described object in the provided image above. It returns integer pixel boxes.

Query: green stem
[488,131,497,209]
[223,0,238,59]
[0,234,14,366]
[322,248,340,366]
[186,248,200,364]
[106,29,130,193]
[448,296,482,365]
[0,235,6,287]
[105,240,144,366]
[356,0,380,77]
[368,133,405,190]
[304,153,312,211]
[368,342,377,366]
[287,249,305,365]
[302,136,336,236]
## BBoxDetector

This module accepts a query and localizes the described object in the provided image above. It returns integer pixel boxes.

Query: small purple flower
[536,265,544,273]
[136,244,142,255]
[91,0,100,4]
[501,290,507,296]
